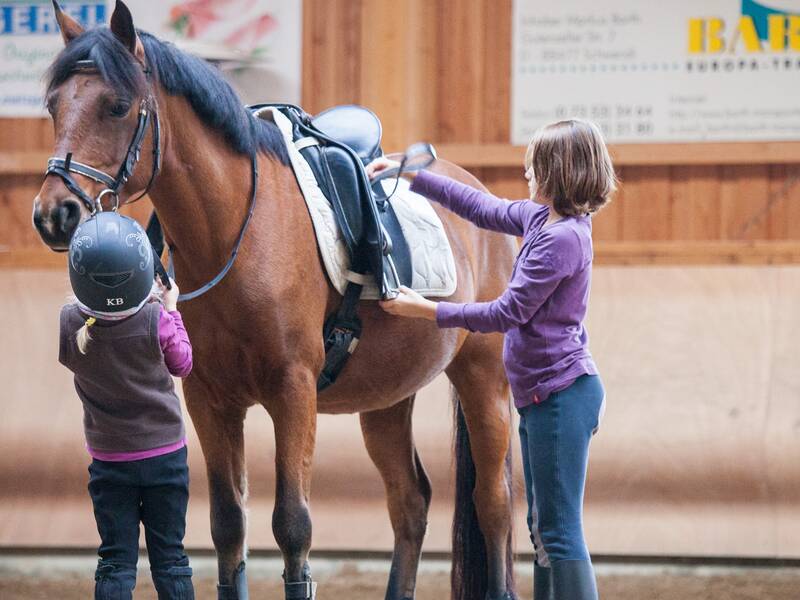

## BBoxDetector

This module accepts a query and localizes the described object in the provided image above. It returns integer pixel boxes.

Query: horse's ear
[52,1,84,44]
[110,0,145,63]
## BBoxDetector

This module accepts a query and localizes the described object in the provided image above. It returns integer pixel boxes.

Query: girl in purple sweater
[368,119,616,600]
[59,211,194,599]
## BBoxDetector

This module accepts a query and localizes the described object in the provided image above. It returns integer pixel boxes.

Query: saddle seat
[310,105,382,164]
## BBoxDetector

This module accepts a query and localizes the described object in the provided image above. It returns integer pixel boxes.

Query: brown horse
[33,3,518,599]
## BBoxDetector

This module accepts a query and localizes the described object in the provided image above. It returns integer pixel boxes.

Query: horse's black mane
[46,28,289,164]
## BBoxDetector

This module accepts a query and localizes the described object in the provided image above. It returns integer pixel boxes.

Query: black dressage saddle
[249,103,414,390]
[251,103,412,296]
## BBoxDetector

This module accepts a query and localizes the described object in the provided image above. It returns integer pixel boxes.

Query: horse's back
[426,159,518,301]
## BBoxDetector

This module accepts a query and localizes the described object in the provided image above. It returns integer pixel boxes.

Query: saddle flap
[298,144,364,255]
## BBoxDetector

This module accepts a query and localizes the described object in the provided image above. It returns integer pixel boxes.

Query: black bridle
[45,61,161,213]
[44,57,259,303]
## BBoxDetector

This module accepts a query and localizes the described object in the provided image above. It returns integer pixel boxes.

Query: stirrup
[381,254,401,300]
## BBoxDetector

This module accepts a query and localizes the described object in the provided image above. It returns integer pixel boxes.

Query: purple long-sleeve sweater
[410,170,598,408]
[158,307,193,378]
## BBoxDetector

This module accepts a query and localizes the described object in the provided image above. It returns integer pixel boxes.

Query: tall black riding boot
[217,561,248,600]
[551,560,598,600]
[533,563,554,600]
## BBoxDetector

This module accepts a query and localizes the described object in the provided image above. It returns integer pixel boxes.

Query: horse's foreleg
[184,387,249,599]
[447,334,515,600]
[264,367,318,600]
[360,396,432,600]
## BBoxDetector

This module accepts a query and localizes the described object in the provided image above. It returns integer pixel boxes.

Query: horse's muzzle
[32,198,82,250]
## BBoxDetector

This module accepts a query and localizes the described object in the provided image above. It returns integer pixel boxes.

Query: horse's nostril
[58,200,82,234]
[33,208,45,229]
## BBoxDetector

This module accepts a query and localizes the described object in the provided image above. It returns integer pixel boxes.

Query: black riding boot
[534,563,554,600]
[551,560,598,600]
[217,562,248,600]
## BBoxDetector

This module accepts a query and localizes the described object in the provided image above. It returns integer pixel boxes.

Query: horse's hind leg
[360,396,432,600]
[446,333,515,600]
[184,384,249,599]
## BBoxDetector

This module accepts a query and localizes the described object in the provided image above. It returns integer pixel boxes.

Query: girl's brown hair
[524,119,617,217]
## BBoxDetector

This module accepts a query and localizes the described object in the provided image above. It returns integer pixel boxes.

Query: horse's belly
[316,308,464,414]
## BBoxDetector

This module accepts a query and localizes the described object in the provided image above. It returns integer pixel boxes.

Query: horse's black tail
[451,387,515,600]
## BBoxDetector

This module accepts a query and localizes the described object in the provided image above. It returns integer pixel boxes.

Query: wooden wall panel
[670,166,722,241]
[437,0,487,143]
[720,165,771,240]
[0,176,45,252]
[592,167,624,243]
[358,0,438,149]
[766,165,800,240]
[619,167,672,241]
[480,0,512,144]
[0,119,52,152]
[2,0,800,267]
[301,0,362,113]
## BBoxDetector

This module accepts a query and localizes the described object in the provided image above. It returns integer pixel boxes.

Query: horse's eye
[109,101,130,117]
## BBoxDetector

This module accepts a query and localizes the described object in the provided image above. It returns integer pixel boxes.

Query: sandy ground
[1,557,799,600]
[3,571,800,600]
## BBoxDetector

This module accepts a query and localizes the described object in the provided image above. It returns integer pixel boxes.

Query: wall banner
[511,0,800,143]
[0,0,301,118]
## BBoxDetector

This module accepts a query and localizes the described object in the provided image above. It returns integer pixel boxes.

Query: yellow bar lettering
[707,18,725,53]
[688,18,704,53]
[768,14,786,51]
[736,16,762,52]
[790,15,800,52]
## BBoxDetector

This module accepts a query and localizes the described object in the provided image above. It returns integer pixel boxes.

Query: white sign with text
[511,0,800,143]
[0,0,301,117]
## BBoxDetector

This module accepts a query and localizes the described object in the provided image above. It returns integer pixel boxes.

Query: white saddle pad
[253,107,457,299]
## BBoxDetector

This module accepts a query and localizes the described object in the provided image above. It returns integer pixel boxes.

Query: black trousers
[88,445,194,600]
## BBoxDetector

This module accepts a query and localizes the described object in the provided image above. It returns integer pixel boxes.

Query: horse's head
[33,1,158,250]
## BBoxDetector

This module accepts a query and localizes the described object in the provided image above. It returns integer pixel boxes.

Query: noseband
[44,59,161,213]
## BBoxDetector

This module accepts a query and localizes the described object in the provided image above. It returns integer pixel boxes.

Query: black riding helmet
[68,212,154,316]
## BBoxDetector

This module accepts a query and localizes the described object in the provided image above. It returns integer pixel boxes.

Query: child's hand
[365,157,400,180]
[365,157,418,182]
[157,278,180,312]
[379,286,437,321]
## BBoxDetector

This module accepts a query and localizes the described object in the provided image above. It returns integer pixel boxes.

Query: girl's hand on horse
[365,157,418,182]
[157,277,180,312]
[379,286,437,321]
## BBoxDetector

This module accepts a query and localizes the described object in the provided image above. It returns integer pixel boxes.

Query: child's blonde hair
[76,317,95,354]
[524,119,617,217]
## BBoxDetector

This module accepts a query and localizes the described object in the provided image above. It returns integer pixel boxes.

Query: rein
[45,57,259,303]
[158,153,259,303]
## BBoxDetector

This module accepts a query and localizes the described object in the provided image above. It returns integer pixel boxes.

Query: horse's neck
[148,96,257,283]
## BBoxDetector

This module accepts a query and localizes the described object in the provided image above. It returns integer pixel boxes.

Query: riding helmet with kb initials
[68,212,155,315]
